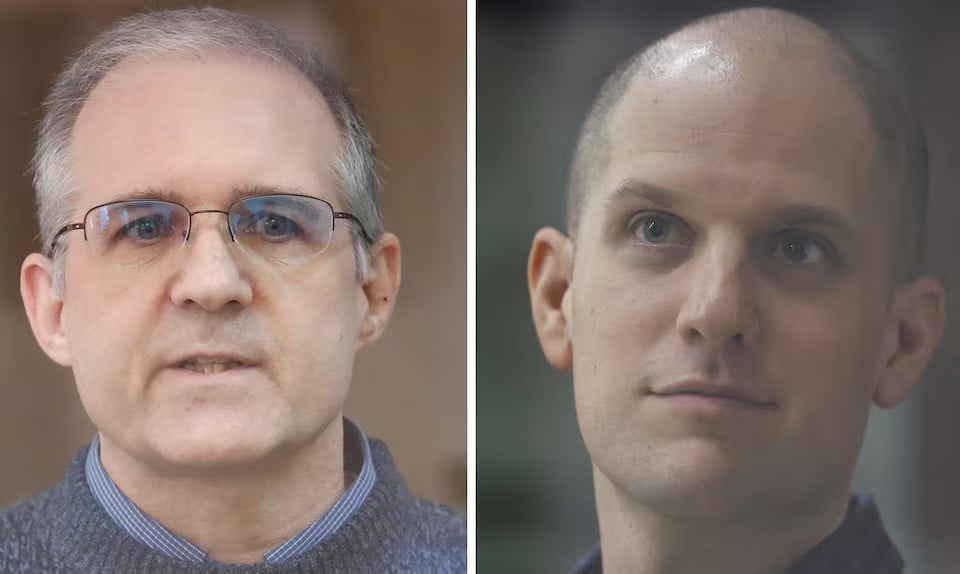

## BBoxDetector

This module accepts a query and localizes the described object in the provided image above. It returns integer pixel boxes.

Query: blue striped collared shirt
[84,418,377,564]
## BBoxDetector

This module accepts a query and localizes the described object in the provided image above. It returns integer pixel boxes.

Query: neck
[98,418,347,564]
[593,467,848,574]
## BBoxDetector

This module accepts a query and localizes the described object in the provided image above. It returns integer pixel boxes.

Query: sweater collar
[54,419,390,572]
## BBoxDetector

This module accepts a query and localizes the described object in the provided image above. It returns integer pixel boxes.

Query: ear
[873,275,946,408]
[528,227,574,370]
[20,253,72,366]
[356,232,401,348]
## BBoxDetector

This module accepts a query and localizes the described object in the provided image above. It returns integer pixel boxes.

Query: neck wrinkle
[592,466,848,574]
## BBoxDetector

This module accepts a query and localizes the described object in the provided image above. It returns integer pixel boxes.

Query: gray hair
[34,7,382,291]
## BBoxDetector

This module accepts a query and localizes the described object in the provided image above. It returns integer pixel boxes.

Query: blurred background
[0,1,465,512]
[479,1,958,572]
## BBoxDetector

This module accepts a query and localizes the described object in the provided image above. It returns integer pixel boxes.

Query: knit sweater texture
[0,440,466,573]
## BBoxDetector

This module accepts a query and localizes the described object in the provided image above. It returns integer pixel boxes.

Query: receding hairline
[77,49,341,142]
[34,7,385,289]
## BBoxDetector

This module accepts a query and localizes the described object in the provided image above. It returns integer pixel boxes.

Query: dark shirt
[571,493,903,574]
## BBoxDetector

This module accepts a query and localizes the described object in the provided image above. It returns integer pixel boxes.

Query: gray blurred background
[478,1,958,572]
[0,0,465,512]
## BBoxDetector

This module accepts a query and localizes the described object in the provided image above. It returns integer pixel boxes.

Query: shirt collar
[571,493,903,574]
[788,492,904,573]
[85,417,377,564]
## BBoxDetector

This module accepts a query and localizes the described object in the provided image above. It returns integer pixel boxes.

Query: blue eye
[121,215,174,242]
[252,212,304,241]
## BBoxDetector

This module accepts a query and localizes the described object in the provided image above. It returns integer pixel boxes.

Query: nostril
[684,326,704,342]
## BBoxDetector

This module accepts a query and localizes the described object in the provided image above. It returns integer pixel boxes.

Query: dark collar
[571,493,904,574]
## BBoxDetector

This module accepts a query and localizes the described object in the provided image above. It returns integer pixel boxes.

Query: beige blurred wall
[0,0,466,511]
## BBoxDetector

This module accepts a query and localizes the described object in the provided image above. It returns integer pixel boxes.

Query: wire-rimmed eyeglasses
[48,193,373,266]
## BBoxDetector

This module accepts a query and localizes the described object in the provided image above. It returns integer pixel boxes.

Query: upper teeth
[180,358,243,373]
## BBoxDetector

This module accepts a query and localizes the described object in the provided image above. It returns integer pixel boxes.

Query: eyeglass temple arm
[48,223,85,252]
[333,212,375,245]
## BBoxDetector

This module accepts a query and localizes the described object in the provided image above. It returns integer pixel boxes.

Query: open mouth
[177,358,246,374]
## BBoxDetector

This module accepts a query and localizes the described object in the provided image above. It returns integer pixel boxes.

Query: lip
[649,379,776,409]
[166,352,259,370]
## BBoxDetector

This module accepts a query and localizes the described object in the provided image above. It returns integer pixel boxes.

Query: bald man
[528,8,944,574]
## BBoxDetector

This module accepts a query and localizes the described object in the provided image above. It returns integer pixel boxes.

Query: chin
[146,416,284,470]
[596,436,762,516]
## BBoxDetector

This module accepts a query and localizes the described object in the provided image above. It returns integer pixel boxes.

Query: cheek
[767,294,887,467]
[62,276,158,426]
[772,291,886,402]
[569,266,678,436]
[271,270,362,406]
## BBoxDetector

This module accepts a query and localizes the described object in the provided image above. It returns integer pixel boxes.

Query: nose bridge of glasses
[187,208,235,243]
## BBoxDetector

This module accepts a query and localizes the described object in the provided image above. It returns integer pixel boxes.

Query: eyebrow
[764,204,858,239]
[111,184,307,205]
[605,178,858,238]
[605,179,683,210]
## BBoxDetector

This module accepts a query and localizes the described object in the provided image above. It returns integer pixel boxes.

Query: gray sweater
[0,440,466,573]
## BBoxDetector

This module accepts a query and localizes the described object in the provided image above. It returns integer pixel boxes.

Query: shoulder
[409,496,467,548]
[0,485,68,573]
[0,484,65,540]
[366,438,467,571]
[394,497,467,573]
[0,448,90,574]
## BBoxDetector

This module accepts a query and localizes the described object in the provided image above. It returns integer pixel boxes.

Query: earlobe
[873,276,946,408]
[20,253,72,366]
[357,233,401,349]
[528,227,574,370]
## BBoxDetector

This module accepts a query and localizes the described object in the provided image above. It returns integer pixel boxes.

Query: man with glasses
[528,8,944,574]
[1,7,464,573]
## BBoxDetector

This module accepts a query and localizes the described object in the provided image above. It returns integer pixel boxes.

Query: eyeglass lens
[83,195,336,265]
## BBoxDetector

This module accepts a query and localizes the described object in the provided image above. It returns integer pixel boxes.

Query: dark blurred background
[0,0,465,512]
[478,1,959,572]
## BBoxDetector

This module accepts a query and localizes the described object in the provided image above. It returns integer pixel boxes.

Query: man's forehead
[69,53,341,210]
[612,33,870,133]
[591,32,882,204]
[84,52,327,110]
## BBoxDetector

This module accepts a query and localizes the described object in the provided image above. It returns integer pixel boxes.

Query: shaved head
[567,8,927,280]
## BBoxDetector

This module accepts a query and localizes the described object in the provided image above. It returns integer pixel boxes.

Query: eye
[771,232,831,264]
[120,215,175,243]
[626,212,690,246]
[251,212,304,241]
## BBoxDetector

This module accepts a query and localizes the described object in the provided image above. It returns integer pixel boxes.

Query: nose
[169,213,253,312]
[675,234,760,351]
